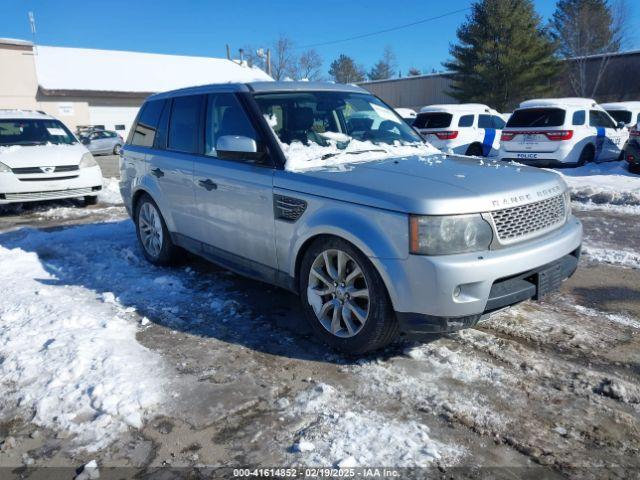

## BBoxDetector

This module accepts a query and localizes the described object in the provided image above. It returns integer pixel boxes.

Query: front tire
[465,143,484,157]
[84,195,98,206]
[577,145,595,167]
[134,194,180,266]
[113,144,122,155]
[299,237,398,354]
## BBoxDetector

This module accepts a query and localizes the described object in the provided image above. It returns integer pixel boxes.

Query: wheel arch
[131,184,176,232]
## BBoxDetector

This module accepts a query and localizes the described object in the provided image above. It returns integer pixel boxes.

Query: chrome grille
[490,194,566,244]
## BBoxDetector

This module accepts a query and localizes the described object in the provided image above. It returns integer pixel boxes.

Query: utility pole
[28,11,37,54]
[266,48,272,77]
[225,44,231,60]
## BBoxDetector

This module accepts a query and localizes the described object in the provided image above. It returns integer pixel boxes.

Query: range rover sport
[120,82,583,354]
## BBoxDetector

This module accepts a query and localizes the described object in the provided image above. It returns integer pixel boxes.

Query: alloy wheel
[307,249,370,338]
[138,202,163,258]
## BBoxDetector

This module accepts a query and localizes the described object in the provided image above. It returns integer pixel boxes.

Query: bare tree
[550,0,630,97]
[272,36,297,80]
[407,67,422,76]
[297,49,323,80]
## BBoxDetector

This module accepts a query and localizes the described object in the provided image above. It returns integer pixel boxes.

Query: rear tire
[577,145,595,167]
[84,195,98,206]
[299,237,398,355]
[113,144,122,155]
[134,194,180,266]
[465,143,484,157]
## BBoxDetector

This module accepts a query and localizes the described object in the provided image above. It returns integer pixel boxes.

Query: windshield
[507,108,566,128]
[0,119,77,146]
[606,110,632,125]
[254,91,424,146]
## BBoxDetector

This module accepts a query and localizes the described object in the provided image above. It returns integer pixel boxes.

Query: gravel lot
[0,164,638,478]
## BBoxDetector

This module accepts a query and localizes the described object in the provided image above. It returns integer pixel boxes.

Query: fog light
[453,286,461,298]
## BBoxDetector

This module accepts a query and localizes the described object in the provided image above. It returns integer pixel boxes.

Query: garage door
[88,106,141,139]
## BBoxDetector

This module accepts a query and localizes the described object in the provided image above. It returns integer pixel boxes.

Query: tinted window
[589,110,616,128]
[205,93,259,156]
[507,108,566,128]
[606,110,632,125]
[414,112,452,129]
[492,115,506,129]
[131,100,165,147]
[458,114,474,127]
[572,110,585,125]
[478,114,492,129]
[115,124,125,131]
[168,95,204,153]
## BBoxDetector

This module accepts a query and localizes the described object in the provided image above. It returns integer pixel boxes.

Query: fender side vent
[274,194,307,222]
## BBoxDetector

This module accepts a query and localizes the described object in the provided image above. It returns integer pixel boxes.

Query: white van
[413,104,505,157]
[0,110,103,204]
[601,102,640,128]
[499,98,629,167]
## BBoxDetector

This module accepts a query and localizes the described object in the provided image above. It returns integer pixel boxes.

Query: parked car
[81,129,124,155]
[499,98,629,167]
[413,104,505,157]
[624,122,640,173]
[601,101,640,128]
[394,107,417,125]
[120,82,582,354]
[0,110,103,205]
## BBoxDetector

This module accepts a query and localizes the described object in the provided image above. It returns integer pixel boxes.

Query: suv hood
[0,144,86,169]
[274,154,567,215]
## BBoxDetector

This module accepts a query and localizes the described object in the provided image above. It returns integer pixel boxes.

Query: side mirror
[215,135,266,162]
[81,137,90,145]
[617,121,626,130]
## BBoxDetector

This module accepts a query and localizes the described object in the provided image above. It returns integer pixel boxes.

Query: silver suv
[120,82,582,354]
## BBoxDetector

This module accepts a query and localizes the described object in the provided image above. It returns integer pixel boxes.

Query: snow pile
[282,138,440,172]
[289,383,459,467]
[551,161,640,207]
[0,227,168,452]
[0,145,22,155]
[98,177,123,205]
[582,245,640,269]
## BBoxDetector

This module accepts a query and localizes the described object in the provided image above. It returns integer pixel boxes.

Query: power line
[298,7,470,49]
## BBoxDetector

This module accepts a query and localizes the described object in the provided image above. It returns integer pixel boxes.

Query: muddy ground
[0,182,638,479]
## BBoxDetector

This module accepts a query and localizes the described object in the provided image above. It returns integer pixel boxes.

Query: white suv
[0,110,103,205]
[601,102,640,129]
[413,104,505,157]
[499,98,629,167]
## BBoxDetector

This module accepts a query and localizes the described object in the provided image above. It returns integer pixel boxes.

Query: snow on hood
[282,138,440,172]
[0,143,87,168]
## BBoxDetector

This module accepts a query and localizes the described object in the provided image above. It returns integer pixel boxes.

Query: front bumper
[0,166,103,204]
[372,216,583,333]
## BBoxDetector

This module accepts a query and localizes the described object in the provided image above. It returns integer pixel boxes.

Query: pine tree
[443,0,560,111]
[368,46,397,81]
[329,55,366,84]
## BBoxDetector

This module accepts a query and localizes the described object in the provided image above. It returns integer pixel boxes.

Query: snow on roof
[34,45,272,94]
[395,107,417,118]
[419,104,495,114]
[0,37,34,47]
[601,101,640,110]
[519,98,597,108]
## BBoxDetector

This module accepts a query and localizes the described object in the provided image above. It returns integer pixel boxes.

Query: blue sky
[1,0,638,77]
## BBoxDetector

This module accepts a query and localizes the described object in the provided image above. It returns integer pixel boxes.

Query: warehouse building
[0,38,271,137]
[360,49,640,111]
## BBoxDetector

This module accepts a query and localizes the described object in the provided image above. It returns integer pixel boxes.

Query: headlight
[410,214,493,255]
[0,161,10,173]
[79,152,97,168]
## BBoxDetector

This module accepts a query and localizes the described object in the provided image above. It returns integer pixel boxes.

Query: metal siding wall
[359,75,456,110]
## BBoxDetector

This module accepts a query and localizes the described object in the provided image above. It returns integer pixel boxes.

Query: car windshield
[253,91,431,170]
[606,110,632,125]
[0,119,77,146]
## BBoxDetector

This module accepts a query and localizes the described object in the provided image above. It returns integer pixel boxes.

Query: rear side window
[606,110,632,125]
[572,110,585,125]
[130,100,165,147]
[413,112,452,129]
[168,95,204,153]
[507,108,566,128]
[458,114,474,127]
[589,110,616,128]
[478,114,492,129]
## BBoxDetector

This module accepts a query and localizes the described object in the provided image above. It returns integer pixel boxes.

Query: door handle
[198,179,217,191]
[151,168,164,178]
